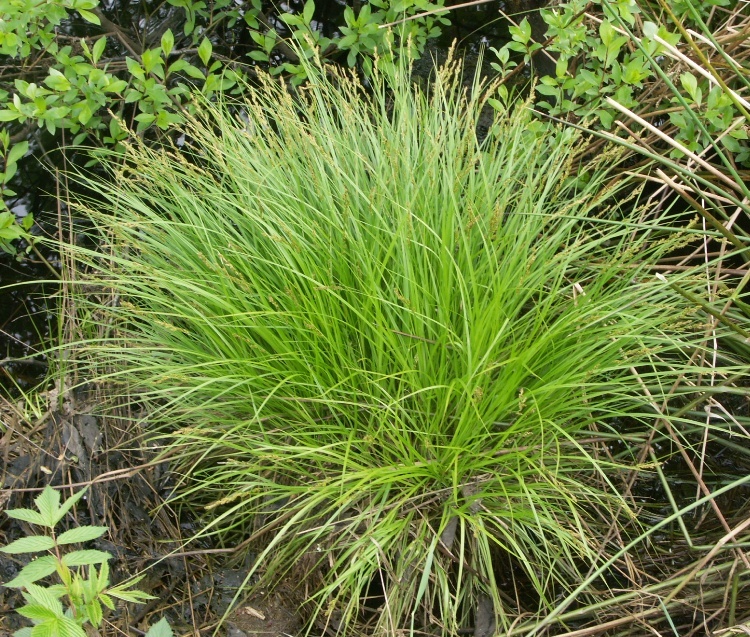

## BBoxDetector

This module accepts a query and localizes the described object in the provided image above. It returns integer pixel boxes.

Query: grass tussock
[67,58,740,634]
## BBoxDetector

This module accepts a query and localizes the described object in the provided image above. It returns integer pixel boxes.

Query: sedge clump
[66,57,731,635]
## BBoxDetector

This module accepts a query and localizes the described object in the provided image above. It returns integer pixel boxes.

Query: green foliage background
[2,0,749,253]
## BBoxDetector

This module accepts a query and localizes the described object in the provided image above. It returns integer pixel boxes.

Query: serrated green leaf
[198,37,212,66]
[68,574,83,600]
[145,618,173,637]
[30,622,54,637]
[22,583,65,615]
[97,558,110,590]
[4,555,58,587]
[107,589,157,603]
[99,593,114,610]
[34,487,61,526]
[17,605,60,622]
[52,488,87,526]
[45,584,67,598]
[107,577,157,604]
[4,508,48,526]
[56,526,108,545]
[61,550,111,567]
[13,627,32,637]
[1,535,55,554]
[86,598,103,626]
[58,615,87,637]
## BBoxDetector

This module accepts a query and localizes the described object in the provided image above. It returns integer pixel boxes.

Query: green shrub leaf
[92,36,107,64]
[52,488,88,526]
[86,598,103,626]
[197,37,212,65]
[57,615,88,637]
[78,9,101,24]
[56,526,108,545]
[4,508,48,526]
[6,141,29,165]
[145,617,173,637]
[61,550,111,567]
[33,487,61,526]
[302,0,314,24]
[21,583,65,615]
[161,29,174,57]
[1,535,55,554]
[4,555,58,587]
[16,604,60,622]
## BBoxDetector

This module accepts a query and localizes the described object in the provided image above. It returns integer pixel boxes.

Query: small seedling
[1,485,172,637]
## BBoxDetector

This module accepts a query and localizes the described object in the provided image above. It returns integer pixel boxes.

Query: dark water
[0,136,66,395]
[0,249,58,394]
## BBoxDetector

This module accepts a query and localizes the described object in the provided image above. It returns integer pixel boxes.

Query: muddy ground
[0,389,308,637]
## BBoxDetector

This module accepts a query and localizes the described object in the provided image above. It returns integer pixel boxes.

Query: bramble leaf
[61,550,111,567]
[1,536,55,554]
[34,487,61,526]
[4,555,58,587]
[145,618,173,637]
[22,583,65,614]
[56,526,108,545]
[52,488,88,526]
[4,508,47,526]
[30,622,54,637]
[16,605,60,622]
[97,558,110,590]
[99,593,114,610]
[86,598,103,626]
[107,575,157,604]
